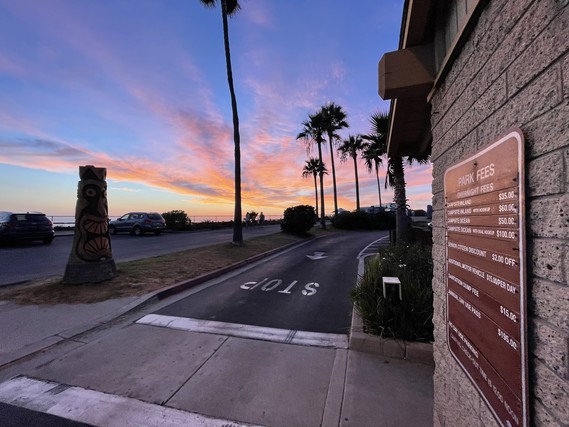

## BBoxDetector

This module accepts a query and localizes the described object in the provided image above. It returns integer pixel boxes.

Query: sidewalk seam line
[161,335,230,406]
[337,349,350,427]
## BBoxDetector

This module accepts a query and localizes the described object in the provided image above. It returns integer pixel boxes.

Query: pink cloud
[241,3,274,28]
[0,1,433,217]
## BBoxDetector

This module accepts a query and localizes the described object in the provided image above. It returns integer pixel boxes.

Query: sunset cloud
[0,1,430,218]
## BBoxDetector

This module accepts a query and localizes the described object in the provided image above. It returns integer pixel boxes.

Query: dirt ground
[0,232,316,305]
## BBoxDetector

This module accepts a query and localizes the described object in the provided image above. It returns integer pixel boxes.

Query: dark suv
[109,212,166,236]
[0,211,55,244]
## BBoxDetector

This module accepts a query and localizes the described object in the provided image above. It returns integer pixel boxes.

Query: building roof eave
[380,0,436,158]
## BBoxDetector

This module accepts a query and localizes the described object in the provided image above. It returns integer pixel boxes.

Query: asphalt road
[0,225,282,287]
[155,230,389,334]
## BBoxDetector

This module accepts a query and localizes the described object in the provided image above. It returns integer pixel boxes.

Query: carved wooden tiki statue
[63,165,117,284]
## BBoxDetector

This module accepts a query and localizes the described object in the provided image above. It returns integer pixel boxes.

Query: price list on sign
[444,130,528,427]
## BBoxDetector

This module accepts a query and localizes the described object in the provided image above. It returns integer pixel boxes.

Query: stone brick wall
[430,0,568,425]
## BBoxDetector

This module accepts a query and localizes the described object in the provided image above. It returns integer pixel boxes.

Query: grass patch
[0,231,329,305]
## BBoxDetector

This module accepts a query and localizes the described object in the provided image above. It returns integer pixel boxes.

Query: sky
[0,0,433,220]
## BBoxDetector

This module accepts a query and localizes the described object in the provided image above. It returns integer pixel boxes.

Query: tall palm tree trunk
[328,136,339,216]
[317,143,326,229]
[375,162,382,207]
[353,155,360,211]
[220,0,242,245]
[391,156,409,242]
[313,173,319,217]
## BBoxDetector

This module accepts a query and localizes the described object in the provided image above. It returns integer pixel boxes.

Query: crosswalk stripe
[136,314,348,349]
[0,376,263,427]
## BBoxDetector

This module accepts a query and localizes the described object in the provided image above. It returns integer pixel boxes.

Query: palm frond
[362,144,383,173]
[200,0,240,14]
[225,0,241,14]
[297,115,325,154]
[199,0,216,7]
[338,134,364,162]
[302,157,327,178]
[320,102,349,144]
[406,153,432,166]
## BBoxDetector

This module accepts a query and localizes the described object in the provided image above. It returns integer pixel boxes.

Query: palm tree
[389,156,408,241]
[199,0,243,245]
[302,158,328,218]
[338,134,365,211]
[364,111,430,242]
[361,112,389,208]
[362,141,385,207]
[297,112,327,229]
[320,102,349,217]
[392,153,431,242]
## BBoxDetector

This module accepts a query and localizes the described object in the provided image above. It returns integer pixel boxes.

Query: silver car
[109,212,166,236]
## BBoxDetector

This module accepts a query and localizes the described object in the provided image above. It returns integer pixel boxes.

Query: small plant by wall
[351,243,434,343]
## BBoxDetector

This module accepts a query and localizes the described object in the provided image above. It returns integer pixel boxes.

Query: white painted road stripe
[0,376,263,427]
[356,235,389,259]
[136,314,348,349]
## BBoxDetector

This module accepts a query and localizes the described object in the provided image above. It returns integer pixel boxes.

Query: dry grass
[0,230,332,305]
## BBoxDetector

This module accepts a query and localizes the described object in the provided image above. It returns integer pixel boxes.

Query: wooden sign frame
[444,129,528,427]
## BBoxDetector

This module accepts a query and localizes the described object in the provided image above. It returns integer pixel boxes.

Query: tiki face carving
[74,166,112,261]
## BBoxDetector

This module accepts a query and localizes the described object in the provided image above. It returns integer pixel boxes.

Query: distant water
[48,214,279,226]
[49,216,76,226]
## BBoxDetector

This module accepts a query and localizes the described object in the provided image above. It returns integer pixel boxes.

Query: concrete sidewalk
[0,297,140,367]
[0,249,434,426]
[0,322,433,427]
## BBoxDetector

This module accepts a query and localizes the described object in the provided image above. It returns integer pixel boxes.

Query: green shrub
[162,210,192,231]
[332,211,395,230]
[245,211,258,225]
[281,205,316,234]
[350,243,434,342]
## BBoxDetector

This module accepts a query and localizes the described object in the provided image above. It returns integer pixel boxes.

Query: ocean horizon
[48,214,281,226]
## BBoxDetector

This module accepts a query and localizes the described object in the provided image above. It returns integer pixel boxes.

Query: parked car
[109,212,166,236]
[0,211,55,244]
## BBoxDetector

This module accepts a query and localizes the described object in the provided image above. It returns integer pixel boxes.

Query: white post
[382,276,402,300]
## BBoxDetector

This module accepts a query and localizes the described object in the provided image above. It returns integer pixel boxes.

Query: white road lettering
[241,278,319,296]
[302,282,319,296]
[240,277,268,290]
[261,279,282,291]
[278,280,298,294]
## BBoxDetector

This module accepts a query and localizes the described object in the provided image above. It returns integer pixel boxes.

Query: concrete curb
[348,309,434,365]
[349,254,434,366]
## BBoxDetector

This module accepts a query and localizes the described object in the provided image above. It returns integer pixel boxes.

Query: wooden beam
[378,44,435,100]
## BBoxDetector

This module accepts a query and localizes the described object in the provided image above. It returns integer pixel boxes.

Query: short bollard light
[382,276,402,301]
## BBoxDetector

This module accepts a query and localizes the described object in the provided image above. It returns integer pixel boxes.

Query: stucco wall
[430,0,568,425]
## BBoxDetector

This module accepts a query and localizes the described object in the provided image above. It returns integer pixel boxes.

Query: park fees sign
[444,129,528,427]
